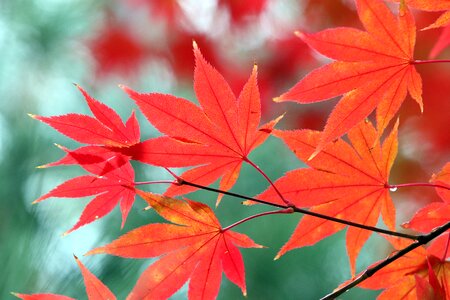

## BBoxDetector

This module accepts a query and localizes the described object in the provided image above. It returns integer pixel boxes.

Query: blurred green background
[1,0,448,299]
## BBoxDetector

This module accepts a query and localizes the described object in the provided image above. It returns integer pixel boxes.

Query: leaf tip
[27,113,37,119]
[252,62,258,72]
[399,0,407,16]
[273,254,281,261]
[62,229,73,237]
[192,40,198,50]
[143,205,152,211]
[308,149,320,161]
[85,247,104,256]
[118,84,130,93]
[294,30,305,39]
[273,97,281,103]
[11,292,20,299]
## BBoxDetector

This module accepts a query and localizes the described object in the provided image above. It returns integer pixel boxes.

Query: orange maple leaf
[87,191,262,299]
[258,119,398,276]
[276,0,422,158]
[391,0,450,58]
[120,42,280,203]
[391,0,450,29]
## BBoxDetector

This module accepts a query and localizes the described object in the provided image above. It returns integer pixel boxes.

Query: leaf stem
[412,59,450,65]
[180,180,418,240]
[320,221,450,300]
[221,208,294,232]
[387,182,450,191]
[244,158,291,206]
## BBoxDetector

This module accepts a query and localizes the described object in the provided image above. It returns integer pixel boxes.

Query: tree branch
[174,180,419,240]
[320,221,450,300]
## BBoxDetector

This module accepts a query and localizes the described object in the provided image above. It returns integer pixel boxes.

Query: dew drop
[95,215,99,219]
[389,187,397,192]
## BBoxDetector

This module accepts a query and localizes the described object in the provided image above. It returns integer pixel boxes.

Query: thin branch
[244,157,291,206]
[180,180,418,240]
[387,182,450,191]
[221,208,294,232]
[321,221,450,300]
[412,59,450,65]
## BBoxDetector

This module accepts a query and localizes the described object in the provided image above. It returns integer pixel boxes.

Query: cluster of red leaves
[22,0,450,299]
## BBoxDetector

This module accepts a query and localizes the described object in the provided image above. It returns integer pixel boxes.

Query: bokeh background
[1,0,449,299]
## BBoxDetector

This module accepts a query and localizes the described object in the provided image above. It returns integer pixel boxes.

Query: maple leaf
[87,191,263,299]
[257,119,398,276]
[34,160,136,234]
[13,256,115,300]
[31,85,140,148]
[390,0,450,29]
[402,163,450,259]
[38,144,130,177]
[390,0,450,57]
[120,42,280,203]
[276,0,422,158]
[359,237,449,299]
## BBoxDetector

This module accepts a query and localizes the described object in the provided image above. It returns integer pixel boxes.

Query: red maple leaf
[34,160,135,234]
[31,85,140,148]
[32,86,141,233]
[276,0,422,158]
[87,191,262,299]
[120,42,280,203]
[38,144,130,177]
[13,256,115,300]
[258,119,398,275]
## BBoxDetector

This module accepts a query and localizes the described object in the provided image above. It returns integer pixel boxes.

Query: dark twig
[321,221,450,300]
